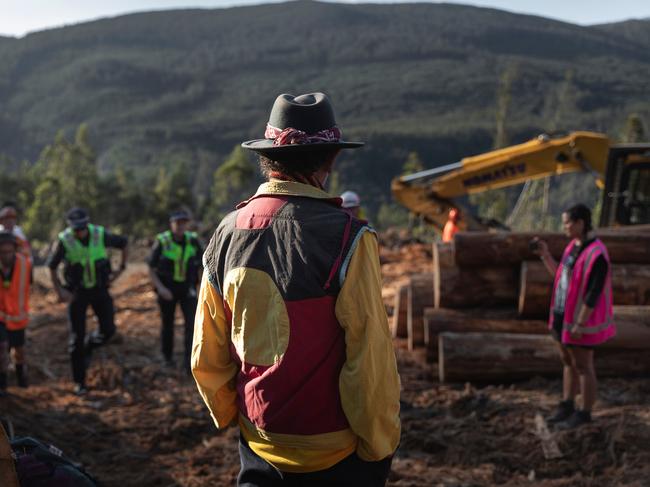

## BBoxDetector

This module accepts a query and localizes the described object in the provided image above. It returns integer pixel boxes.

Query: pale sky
[2,0,650,37]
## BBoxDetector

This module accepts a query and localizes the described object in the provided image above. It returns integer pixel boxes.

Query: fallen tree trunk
[433,242,518,308]
[518,261,554,318]
[519,261,650,318]
[454,232,650,267]
[391,283,408,338]
[426,305,650,362]
[407,273,434,350]
[424,308,546,362]
[607,306,650,349]
[438,332,650,383]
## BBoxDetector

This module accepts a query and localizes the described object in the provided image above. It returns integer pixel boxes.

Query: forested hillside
[0,1,648,232]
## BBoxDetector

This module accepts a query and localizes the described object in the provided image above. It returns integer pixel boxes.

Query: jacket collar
[237,180,342,208]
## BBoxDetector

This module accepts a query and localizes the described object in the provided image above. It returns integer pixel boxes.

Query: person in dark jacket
[148,210,202,372]
[47,208,128,395]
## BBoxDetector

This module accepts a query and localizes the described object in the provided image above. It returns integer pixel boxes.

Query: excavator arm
[391,131,611,232]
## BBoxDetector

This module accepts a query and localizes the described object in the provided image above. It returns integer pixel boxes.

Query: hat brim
[69,220,89,230]
[241,139,364,155]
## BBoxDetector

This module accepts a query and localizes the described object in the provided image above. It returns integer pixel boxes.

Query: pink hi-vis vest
[549,239,616,346]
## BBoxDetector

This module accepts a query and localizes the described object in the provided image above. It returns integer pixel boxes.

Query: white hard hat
[340,191,361,208]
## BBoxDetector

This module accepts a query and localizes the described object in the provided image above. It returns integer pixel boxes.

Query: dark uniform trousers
[157,285,197,368]
[68,287,116,385]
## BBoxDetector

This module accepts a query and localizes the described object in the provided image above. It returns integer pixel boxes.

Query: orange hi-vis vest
[442,220,459,243]
[0,253,30,330]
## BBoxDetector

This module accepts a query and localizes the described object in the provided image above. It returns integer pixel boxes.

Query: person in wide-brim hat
[193,92,400,487]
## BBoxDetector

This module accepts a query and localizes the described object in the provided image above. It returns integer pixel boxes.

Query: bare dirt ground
[1,248,649,487]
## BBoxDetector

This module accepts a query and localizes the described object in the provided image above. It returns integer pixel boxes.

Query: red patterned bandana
[265,124,342,147]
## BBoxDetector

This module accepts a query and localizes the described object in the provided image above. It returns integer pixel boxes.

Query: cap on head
[66,207,90,230]
[0,207,17,219]
[340,190,361,209]
[241,92,364,156]
[169,209,191,222]
[0,231,16,247]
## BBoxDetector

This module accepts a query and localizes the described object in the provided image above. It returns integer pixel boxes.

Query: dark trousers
[68,287,116,385]
[238,437,393,487]
[157,290,197,368]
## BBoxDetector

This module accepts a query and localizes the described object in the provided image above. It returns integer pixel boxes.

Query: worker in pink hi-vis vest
[531,204,615,429]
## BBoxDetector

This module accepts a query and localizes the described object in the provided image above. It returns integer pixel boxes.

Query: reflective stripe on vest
[0,253,30,329]
[157,231,198,282]
[58,224,107,289]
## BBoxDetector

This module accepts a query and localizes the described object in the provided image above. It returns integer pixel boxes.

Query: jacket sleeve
[335,230,401,461]
[192,271,239,428]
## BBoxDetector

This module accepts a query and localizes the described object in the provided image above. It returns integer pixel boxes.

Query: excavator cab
[600,145,650,227]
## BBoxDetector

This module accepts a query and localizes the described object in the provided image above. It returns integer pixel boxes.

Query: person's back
[206,186,365,445]
[193,93,400,486]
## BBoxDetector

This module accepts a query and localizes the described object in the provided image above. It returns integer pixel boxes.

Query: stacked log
[391,283,409,338]
[423,231,650,383]
[519,261,650,318]
[434,243,518,308]
[438,332,650,383]
[453,232,650,267]
[423,307,546,362]
[407,273,434,350]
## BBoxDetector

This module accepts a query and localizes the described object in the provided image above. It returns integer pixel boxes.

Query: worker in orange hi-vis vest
[0,202,32,264]
[0,231,31,395]
[442,208,461,243]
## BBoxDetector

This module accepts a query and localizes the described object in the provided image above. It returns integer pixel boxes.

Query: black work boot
[15,364,28,388]
[0,372,7,397]
[547,399,575,424]
[557,410,592,430]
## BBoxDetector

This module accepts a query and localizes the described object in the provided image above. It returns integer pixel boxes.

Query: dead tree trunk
[433,242,518,308]
[424,308,546,362]
[519,261,650,318]
[454,232,650,267]
[391,283,409,338]
[438,331,650,383]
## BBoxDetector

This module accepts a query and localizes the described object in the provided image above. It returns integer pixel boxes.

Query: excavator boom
[392,132,611,231]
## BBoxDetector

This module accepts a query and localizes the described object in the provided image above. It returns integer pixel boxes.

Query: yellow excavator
[391,131,650,232]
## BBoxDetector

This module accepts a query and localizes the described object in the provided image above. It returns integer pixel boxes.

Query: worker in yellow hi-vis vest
[47,208,128,396]
[148,210,203,373]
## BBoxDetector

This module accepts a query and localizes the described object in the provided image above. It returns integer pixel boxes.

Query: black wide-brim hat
[241,93,364,156]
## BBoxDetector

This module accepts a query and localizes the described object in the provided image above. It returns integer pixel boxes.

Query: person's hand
[569,324,583,340]
[158,286,173,301]
[531,237,549,258]
[57,288,73,303]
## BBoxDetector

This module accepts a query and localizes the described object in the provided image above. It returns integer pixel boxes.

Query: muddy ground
[1,244,649,487]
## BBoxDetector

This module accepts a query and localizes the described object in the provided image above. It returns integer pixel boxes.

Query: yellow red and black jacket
[192,180,401,473]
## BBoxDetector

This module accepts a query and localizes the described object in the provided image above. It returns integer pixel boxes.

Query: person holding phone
[532,204,615,429]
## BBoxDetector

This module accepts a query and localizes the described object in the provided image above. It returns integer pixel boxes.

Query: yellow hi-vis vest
[58,224,108,289]
[156,230,198,283]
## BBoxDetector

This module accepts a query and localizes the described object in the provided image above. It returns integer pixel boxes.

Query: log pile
[519,261,650,318]
[393,230,650,383]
